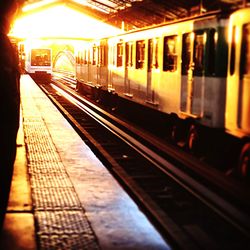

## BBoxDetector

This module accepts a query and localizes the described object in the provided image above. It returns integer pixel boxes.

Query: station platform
[0,75,171,250]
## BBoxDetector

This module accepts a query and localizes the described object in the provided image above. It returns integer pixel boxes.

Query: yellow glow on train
[11,5,122,39]
[190,32,195,42]
[214,31,218,44]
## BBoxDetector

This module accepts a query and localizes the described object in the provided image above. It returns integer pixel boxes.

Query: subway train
[73,7,250,179]
[19,43,52,80]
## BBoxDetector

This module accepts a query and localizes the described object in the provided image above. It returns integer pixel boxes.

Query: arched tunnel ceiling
[22,0,249,31]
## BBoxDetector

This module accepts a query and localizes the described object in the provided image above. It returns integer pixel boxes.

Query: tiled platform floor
[0,75,171,250]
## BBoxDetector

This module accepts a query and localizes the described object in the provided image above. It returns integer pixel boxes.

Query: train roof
[85,10,227,43]
[22,0,248,31]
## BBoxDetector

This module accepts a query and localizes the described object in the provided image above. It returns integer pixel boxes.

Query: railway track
[37,75,250,249]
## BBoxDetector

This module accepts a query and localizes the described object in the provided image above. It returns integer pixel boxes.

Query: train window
[97,46,100,65]
[77,52,80,64]
[125,43,129,67]
[77,52,79,64]
[240,24,250,76]
[125,42,133,67]
[31,49,51,66]
[76,52,80,64]
[182,33,192,75]
[230,26,236,75]
[148,38,159,69]
[112,46,115,66]
[136,40,145,69]
[92,45,97,65]
[83,50,87,64]
[99,45,105,66]
[19,43,24,52]
[80,51,83,64]
[148,39,153,70]
[80,52,83,64]
[117,42,123,67]
[154,38,159,69]
[163,35,177,72]
[193,32,205,76]
[130,44,134,67]
[207,29,217,75]
[88,50,91,64]
[125,43,128,67]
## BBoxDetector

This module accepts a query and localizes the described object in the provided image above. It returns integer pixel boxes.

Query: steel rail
[50,82,250,238]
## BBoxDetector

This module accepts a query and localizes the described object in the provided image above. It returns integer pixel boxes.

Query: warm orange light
[10,5,122,39]
[22,0,58,12]
[21,39,51,51]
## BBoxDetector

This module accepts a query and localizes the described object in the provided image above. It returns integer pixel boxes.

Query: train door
[116,42,125,91]
[226,23,250,134]
[99,42,108,86]
[239,24,250,133]
[147,38,159,103]
[96,44,106,85]
[125,42,132,94]
[96,45,101,85]
[226,18,250,178]
[108,45,115,90]
[87,48,91,82]
[82,49,88,81]
[91,44,98,84]
[147,39,153,101]
[181,31,205,116]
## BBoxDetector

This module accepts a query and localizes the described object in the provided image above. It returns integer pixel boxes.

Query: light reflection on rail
[50,82,250,237]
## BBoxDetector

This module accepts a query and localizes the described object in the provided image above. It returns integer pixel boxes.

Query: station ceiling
[22,0,248,31]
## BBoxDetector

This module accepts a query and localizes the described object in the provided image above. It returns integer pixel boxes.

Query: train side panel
[108,39,125,92]
[75,14,228,129]
[107,16,228,128]
[226,8,250,178]
[179,17,228,127]
[156,22,192,115]
[74,9,250,177]
[226,8,250,136]
[97,40,109,86]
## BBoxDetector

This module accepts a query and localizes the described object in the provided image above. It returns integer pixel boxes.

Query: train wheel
[171,125,178,143]
[75,81,82,92]
[238,143,250,179]
[187,124,199,153]
[169,114,181,144]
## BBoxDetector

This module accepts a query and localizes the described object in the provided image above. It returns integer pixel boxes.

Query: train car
[226,7,250,178]
[76,12,229,139]
[107,14,228,128]
[75,8,250,179]
[75,39,109,94]
[24,47,52,81]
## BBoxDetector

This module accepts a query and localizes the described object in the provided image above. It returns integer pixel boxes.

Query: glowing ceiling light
[11,5,122,39]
